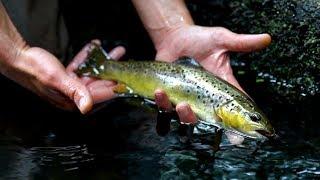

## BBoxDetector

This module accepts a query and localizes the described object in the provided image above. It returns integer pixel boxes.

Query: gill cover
[215,101,270,139]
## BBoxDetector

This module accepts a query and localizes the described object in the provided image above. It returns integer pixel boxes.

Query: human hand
[66,41,126,104]
[0,45,93,113]
[153,25,271,124]
[1,36,124,114]
[0,3,92,113]
[155,25,271,91]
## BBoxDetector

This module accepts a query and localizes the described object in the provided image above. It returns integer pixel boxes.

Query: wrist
[0,38,29,67]
[132,0,194,49]
[0,2,29,66]
[152,19,194,51]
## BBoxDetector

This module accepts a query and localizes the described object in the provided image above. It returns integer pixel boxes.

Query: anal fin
[113,83,137,98]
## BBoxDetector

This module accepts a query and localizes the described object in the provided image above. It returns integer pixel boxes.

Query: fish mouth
[255,130,278,140]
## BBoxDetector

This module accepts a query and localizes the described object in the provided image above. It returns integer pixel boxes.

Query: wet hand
[66,41,126,105]
[154,89,197,125]
[0,4,115,114]
[154,25,271,124]
[0,44,93,114]
[1,39,124,114]
[155,25,271,91]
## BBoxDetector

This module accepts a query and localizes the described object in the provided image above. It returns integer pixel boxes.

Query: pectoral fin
[174,56,203,69]
[224,130,245,145]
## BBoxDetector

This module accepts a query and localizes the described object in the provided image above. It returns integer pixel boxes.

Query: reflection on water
[30,145,95,172]
[0,143,95,179]
[0,97,319,179]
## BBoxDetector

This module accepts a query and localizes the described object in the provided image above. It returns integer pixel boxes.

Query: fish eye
[249,114,261,122]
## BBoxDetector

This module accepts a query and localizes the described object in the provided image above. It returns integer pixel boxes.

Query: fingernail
[155,92,167,111]
[155,93,163,104]
[177,103,197,124]
[68,72,78,79]
[76,97,87,114]
[177,103,189,120]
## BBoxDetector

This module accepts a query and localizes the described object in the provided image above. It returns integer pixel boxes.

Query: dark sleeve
[1,0,69,61]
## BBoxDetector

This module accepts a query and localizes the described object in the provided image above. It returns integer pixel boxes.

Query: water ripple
[30,144,95,172]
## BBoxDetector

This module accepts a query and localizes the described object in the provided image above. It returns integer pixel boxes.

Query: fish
[77,44,276,140]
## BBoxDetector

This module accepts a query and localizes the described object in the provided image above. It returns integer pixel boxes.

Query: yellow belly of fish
[106,71,219,126]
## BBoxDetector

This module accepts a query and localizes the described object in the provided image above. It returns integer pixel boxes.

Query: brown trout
[78,45,275,140]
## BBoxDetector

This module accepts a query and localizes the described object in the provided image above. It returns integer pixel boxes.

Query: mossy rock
[188,0,320,103]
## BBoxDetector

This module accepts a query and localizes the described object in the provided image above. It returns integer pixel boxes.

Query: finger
[67,44,125,81]
[66,40,101,73]
[53,74,93,114]
[201,54,245,93]
[155,50,176,62]
[109,46,126,60]
[224,74,244,92]
[87,80,117,103]
[80,76,96,85]
[33,83,76,111]
[154,89,173,111]
[22,47,94,114]
[68,70,97,87]
[176,102,197,124]
[222,30,271,52]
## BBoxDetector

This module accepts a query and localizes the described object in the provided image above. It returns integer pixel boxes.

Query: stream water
[0,0,319,179]
[0,89,319,179]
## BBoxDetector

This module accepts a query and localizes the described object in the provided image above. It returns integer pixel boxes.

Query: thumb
[222,30,271,52]
[155,50,177,62]
[57,74,93,114]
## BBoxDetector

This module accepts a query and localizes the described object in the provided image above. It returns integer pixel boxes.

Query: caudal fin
[77,43,111,77]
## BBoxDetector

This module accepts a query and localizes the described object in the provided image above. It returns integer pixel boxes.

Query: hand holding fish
[153,26,271,124]
[66,40,126,105]
[77,44,275,140]
[154,25,271,91]
[0,3,95,114]
[133,0,271,125]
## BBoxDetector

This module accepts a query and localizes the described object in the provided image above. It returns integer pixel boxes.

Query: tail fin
[77,43,111,77]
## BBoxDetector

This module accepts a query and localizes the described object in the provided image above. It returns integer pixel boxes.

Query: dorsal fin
[174,56,202,68]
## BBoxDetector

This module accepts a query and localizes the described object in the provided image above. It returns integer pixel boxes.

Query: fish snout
[255,129,279,140]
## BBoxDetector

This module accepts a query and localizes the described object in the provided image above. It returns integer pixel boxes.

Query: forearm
[0,2,26,65]
[132,0,194,47]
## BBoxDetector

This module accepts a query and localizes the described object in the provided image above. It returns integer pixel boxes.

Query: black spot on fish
[197,95,201,99]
